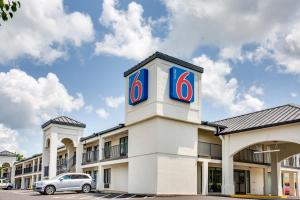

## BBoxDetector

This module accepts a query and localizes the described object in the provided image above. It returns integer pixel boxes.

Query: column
[49,133,58,179]
[11,164,15,187]
[263,167,269,195]
[0,168,3,177]
[76,139,83,173]
[221,136,234,195]
[96,165,103,191]
[21,176,25,189]
[296,171,300,197]
[99,136,103,161]
[37,157,40,171]
[289,172,296,196]
[271,152,283,196]
[201,160,208,195]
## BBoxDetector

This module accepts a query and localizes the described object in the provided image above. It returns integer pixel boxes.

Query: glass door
[208,167,222,193]
[234,170,250,194]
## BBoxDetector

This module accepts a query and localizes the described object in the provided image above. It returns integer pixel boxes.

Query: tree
[16,153,24,161]
[0,0,21,23]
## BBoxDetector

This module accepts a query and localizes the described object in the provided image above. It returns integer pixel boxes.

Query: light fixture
[254,141,280,154]
[253,149,280,154]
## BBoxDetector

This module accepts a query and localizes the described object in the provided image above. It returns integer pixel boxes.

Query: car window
[62,175,71,180]
[3,180,8,183]
[70,175,81,179]
[80,175,90,179]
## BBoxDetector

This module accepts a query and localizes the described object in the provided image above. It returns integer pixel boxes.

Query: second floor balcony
[82,150,99,165]
[198,141,270,165]
[15,169,22,176]
[23,167,33,174]
[198,142,222,159]
[102,143,128,161]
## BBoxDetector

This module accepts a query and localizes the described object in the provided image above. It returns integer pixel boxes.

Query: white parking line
[127,194,136,199]
[95,194,110,199]
[112,194,124,199]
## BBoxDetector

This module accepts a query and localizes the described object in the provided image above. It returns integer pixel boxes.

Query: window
[62,175,71,180]
[104,141,111,159]
[104,168,111,188]
[120,136,128,156]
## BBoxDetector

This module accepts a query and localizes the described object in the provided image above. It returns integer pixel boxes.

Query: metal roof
[80,124,125,142]
[214,104,300,135]
[123,51,204,77]
[41,116,86,129]
[0,150,16,157]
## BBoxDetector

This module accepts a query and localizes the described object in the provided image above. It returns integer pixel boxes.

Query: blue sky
[0,0,300,156]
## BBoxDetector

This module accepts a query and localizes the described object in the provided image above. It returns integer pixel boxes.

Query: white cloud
[96,108,110,119]
[95,0,160,60]
[85,105,94,113]
[161,0,300,59]
[105,96,125,108]
[291,92,298,98]
[0,124,20,153]
[193,55,264,115]
[0,0,94,64]
[0,69,84,129]
[248,85,264,96]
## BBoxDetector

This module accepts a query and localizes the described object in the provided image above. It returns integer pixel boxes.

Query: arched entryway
[220,123,300,196]
[1,162,11,179]
[231,141,300,196]
[41,116,85,179]
[57,138,76,175]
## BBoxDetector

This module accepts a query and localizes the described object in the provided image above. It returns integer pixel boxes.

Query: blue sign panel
[129,69,148,105]
[170,66,194,103]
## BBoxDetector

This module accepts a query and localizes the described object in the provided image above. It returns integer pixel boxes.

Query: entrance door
[234,170,250,194]
[208,167,222,193]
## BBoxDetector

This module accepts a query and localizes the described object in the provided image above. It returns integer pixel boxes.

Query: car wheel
[82,184,91,193]
[44,185,55,195]
[7,186,12,190]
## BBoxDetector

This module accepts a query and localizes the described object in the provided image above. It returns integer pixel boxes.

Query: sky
[1,0,300,157]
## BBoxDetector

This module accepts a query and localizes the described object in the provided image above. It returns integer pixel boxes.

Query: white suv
[33,173,94,195]
[0,178,13,190]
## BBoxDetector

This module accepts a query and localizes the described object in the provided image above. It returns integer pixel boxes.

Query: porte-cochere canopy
[212,104,300,196]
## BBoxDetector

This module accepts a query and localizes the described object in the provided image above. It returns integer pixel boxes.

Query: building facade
[2,52,300,197]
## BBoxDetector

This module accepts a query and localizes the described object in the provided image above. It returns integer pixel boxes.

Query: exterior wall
[0,155,16,167]
[198,130,221,144]
[249,167,264,195]
[128,117,198,195]
[106,163,128,192]
[125,58,202,126]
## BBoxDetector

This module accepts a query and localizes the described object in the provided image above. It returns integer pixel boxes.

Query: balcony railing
[233,148,270,165]
[56,156,76,175]
[23,167,33,174]
[82,151,99,165]
[15,169,23,176]
[44,166,49,177]
[102,143,128,161]
[281,157,300,168]
[198,142,222,159]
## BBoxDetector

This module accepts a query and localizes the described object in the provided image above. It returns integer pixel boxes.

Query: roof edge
[123,51,204,77]
[216,118,300,136]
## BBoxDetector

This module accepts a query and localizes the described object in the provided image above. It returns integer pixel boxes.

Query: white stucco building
[3,52,300,197]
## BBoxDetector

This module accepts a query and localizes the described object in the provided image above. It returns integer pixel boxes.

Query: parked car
[0,178,13,190]
[33,173,93,195]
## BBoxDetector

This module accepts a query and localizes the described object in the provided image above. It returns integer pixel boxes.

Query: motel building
[2,52,300,197]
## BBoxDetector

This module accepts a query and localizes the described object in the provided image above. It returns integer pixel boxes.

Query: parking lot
[0,190,264,200]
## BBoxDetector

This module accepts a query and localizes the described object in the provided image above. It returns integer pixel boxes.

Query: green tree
[16,153,24,161]
[0,0,21,23]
